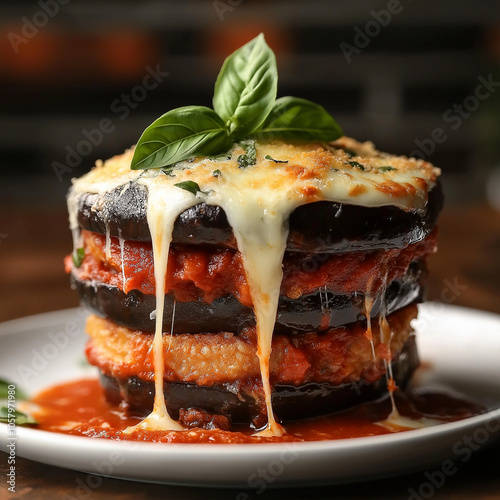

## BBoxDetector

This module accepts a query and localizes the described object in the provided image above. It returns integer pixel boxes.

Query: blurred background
[1,0,500,320]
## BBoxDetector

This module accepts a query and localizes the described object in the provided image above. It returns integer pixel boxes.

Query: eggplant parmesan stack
[66,137,442,435]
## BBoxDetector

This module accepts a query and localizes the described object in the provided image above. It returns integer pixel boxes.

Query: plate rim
[1,302,500,453]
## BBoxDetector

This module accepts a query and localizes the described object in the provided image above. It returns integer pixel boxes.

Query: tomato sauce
[66,229,437,306]
[29,378,484,444]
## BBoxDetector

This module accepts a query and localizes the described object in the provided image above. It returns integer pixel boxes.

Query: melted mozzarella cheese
[68,138,440,436]
[208,182,294,436]
[124,181,198,433]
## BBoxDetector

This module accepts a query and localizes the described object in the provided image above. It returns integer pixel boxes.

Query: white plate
[1,303,500,487]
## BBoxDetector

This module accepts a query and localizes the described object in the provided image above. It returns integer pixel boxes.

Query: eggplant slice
[73,181,443,253]
[73,259,426,335]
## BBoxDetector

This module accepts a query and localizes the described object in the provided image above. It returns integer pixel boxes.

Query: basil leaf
[1,379,23,400]
[237,139,257,168]
[0,407,37,426]
[0,380,28,401]
[0,379,10,399]
[378,166,397,172]
[265,154,288,164]
[256,96,343,141]
[72,247,85,268]
[213,33,277,140]
[174,180,204,196]
[131,106,233,170]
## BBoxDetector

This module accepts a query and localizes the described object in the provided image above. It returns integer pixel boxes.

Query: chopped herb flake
[72,247,85,268]
[161,167,176,177]
[174,180,204,196]
[237,139,257,168]
[209,154,232,161]
[265,154,288,164]
[348,161,365,170]
[212,169,222,177]
[378,166,397,172]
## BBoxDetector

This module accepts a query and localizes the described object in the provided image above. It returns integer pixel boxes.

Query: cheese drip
[363,287,376,360]
[215,190,294,436]
[124,182,197,433]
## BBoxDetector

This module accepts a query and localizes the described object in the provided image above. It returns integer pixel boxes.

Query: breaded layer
[85,305,417,387]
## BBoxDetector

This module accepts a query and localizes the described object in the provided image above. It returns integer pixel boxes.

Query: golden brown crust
[85,305,417,387]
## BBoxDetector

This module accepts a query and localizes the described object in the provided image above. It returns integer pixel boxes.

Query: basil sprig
[0,407,37,426]
[0,379,37,426]
[131,34,342,171]
[0,379,27,400]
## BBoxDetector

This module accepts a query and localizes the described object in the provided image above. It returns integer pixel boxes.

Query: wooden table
[1,204,500,499]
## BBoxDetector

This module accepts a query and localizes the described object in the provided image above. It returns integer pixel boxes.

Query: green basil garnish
[209,154,232,161]
[265,155,288,164]
[161,166,176,177]
[378,166,397,172]
[0,380,36,426]
[0,379,27,401]
[131,34,343,171]
[237,139,257,168]
[0,407,37,426]
[131,106,233,170]
[213,33,277,140]
[174,180,205,196]
[257,96,342,141]
[348,161,365,171]
[72,247,85,268]
[212,169,222,177]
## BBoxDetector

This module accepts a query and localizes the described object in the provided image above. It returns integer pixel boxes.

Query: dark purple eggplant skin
[99,336,418,426]
[72,259,426,335]
[73,181,443,253]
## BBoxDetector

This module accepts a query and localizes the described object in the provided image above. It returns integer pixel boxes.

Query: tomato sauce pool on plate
[28,378,484,444]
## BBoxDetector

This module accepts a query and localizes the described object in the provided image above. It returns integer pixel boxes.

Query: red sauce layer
[65,229,437,305]
[30,378,484,444]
